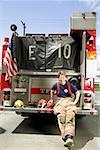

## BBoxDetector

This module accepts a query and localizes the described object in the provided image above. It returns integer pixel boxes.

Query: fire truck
[0,12,98,116]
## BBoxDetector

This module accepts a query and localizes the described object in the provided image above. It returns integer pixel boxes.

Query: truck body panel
[0,12,98,116]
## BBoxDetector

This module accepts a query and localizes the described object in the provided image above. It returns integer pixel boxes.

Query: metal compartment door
[29,77,58,104]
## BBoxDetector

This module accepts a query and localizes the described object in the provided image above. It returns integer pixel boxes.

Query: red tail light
[84,93,91,97]
[84,98,91,103]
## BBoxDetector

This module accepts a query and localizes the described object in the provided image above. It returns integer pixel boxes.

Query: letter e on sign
[29,45,36,60]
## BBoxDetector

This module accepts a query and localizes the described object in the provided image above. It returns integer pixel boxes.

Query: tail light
[84,93,91,97]
[83,93,92,110]
[84,78,94,92]
[84,98,91,103]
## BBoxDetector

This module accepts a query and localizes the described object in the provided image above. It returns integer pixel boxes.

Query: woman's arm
[73,90,80,104]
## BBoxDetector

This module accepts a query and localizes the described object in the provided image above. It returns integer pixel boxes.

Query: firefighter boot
[64,135,74,149]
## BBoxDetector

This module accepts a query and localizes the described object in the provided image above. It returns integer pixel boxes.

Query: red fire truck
[0,12,98,116]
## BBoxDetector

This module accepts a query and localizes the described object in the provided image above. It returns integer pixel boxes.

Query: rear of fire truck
[0,12,98,116]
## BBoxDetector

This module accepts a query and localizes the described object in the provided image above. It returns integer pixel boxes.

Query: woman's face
[58,74,66,83]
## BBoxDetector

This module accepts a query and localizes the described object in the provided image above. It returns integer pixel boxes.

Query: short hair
[57,71,66,78]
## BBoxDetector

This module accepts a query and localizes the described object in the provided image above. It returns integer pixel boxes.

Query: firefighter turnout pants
[54,97,77,139]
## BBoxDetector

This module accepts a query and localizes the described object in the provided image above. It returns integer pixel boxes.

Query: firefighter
[47,71,80,148]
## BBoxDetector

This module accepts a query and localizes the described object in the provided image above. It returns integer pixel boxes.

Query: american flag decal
[3,34,18,81]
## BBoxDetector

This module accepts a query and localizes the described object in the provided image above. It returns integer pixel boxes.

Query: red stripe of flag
[3,47,18,81]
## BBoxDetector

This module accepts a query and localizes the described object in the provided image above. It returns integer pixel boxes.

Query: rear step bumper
[0,106,98,115]
[77,107,98,115]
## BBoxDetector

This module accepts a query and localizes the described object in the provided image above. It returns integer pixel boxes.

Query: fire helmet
[38,99,47,108]
[14,100,24,108]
